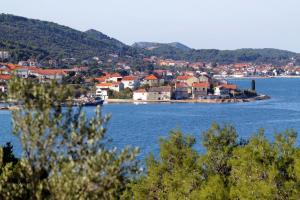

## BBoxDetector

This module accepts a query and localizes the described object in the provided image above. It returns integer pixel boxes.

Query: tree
[229,129,277,199]
[0,77,139,199]
[201,123,237,178]
[1,142,18,166]
[129,130,203,199]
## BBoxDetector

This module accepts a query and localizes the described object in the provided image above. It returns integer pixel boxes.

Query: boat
[82,97,104,106]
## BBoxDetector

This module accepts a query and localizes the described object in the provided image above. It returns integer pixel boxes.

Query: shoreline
[221,76,300,80]
[105,95,271,104]
[0,95,270,110]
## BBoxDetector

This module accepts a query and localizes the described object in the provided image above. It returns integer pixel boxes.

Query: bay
[1,78,300,159]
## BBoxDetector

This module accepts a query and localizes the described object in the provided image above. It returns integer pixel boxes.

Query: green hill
[85,29,126,49]
[0,13,299,65]
[133,41,299,65]
[0,14,137,62]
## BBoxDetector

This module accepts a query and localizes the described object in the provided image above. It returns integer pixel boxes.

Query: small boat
[82,97,104,106]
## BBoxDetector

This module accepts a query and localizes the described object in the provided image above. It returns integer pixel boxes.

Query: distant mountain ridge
[132,42,191,51]
[0,13,299,65]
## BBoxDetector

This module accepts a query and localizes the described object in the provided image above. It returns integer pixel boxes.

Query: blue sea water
[1,78,300,159]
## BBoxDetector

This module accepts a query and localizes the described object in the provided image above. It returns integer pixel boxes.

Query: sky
[2,0,300,52]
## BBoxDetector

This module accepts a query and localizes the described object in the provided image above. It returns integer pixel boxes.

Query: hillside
[85,29,126,49]
[0,13,299,65]
[187,48,298,65]
[0,14,138,62]
[140,46,298,65]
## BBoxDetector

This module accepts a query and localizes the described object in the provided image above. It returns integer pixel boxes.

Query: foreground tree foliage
[129,124,300,200]
[0,77,139,200]
[1,78,300,199]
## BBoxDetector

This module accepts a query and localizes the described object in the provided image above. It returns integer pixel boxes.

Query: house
[214,84,237,96]
[109,73,123,82]
[133,88,148,101]
[32,69,67,83]
[15,68,30,78]
[94,77,107,83]
[198,75,211,83]
[148,86,172,100]
[214,86,230,96]
[96,82,124,93]
[142,74,159,87]
[121,76,140,89]
[176,76,199,87]
[192,82,210,99]
[0,63,17,74]
[0,75,11,82]
[15,67,38,78]
[174,82,190,99]
[96,82,124,100]
[154,70,167,77]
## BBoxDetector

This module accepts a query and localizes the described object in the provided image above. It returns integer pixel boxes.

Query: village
[0,59,269,104]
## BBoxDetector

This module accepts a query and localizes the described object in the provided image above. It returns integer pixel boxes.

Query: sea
[1,78,300,159]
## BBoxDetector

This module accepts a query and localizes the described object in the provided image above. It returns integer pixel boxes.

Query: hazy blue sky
[2,0,300,52]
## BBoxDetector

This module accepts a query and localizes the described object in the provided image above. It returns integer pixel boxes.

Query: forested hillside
[138,45,299,65]
[1,13,299,65]
[0,14,138,61]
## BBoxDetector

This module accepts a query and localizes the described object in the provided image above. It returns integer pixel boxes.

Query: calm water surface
[1,78,300,158]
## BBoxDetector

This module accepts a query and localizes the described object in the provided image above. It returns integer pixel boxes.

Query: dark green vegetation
[108,88,133,99]
[139,45,300,65]
[0,14,139,62]
[128,125,300,199]
[1,13,300,65]
[1,78,300,199]
[0,77,139,199]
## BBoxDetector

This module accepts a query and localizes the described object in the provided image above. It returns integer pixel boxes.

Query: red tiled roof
[97,82,121,87]
[0,75,11,80]
[144,74,158,80]
[15,66,39,71]
[134,88,147,93]
[175,82,189,88]
[176,75,193,80]
[97,83,113,87]
[6,63,18,70]
[122,76,137,81]
[154,70,167,74]
[94,77,107,83]
[110,73,122,78]
[192,82,210,88]
[220,84,237,90]
[36,69,67,75]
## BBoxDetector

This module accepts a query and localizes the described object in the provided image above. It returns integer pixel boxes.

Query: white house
[214,84,237,96]
[108,73,123,82]
[96,82,124,92]
[121,76,139,89]
[96,82,124,100]
[133,89,148,101]
[31,69,67,83]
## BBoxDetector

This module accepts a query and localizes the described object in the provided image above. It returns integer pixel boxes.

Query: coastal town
[0,56,278,104]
